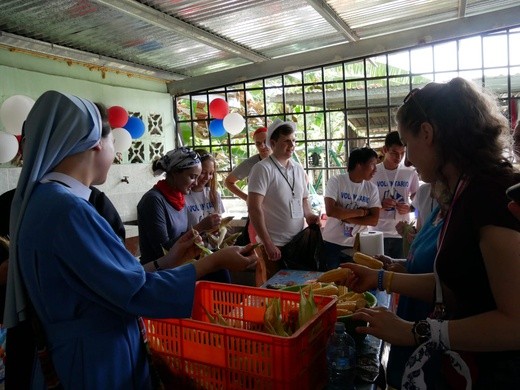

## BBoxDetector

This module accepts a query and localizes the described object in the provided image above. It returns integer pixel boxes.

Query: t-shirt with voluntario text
[370,163,419,238]
[322,174,380,247]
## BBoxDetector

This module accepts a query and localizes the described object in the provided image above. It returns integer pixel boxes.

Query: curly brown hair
[396,77,515,182]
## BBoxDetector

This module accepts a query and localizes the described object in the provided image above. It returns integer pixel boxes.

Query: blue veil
[5,90,102,327]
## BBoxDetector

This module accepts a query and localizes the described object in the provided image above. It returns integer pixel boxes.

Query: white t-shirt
[185,187,225,228]
[248,156,308,246]
[412,182,438,228]
[370,163,420,238]
[322,174,381,247]
[230,154,262,180]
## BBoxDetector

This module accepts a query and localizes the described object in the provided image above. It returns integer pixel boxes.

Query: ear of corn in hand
[353,251,384,269]
[195,241,213,257]
[316,267,352,283]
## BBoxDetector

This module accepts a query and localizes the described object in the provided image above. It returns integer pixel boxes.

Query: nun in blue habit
[4,91,257,389]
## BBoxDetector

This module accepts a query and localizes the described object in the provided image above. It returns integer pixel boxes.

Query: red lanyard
[432,176,468,317]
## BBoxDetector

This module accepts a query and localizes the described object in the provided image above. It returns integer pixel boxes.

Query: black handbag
[280,224,326,271]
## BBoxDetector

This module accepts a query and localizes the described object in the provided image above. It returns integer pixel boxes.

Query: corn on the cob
[336,301,357,311]
[316,267,352,283]
[311,284,339,296]
[353,252,383,269]
[336,285,348,296]
[301,282,321,294]
[355,298,368,310]
[337,308,354,316]
[299,289,318,328]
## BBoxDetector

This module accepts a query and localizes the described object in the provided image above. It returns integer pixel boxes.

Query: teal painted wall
[0,47,177,223]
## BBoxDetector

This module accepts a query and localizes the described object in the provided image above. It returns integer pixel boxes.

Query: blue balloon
[209,119,226,137]
[124,116,146,139]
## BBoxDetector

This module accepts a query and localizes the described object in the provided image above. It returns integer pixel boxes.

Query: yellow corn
[337,308,354,317]
[301,282,321,294]
[355,298,368,310]
[353,252,384,269]
[312,284,339,296]
[336,285,348,296]
[317,268,352,283]
[337,301,357,311]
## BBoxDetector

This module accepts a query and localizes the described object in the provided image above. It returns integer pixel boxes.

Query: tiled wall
[0,164,157,224]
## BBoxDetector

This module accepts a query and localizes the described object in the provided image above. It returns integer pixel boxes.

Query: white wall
[0,48,174,226]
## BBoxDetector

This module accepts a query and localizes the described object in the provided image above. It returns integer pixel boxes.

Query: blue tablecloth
[262,270,391,389]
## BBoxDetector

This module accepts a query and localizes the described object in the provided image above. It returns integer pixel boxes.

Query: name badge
[343,223,354,237]
[290,197,304,218]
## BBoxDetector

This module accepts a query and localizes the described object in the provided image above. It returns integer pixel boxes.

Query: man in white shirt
[248,119,320,282]
[322,147,381,269]
[371,131,419,258]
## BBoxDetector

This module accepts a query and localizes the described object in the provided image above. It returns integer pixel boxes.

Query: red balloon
[209,98,229,119]
[107,106,129,128]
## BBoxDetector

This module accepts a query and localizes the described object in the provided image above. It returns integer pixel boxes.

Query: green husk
[264,298,289,337]
[298,289,318,329]
[195,241,213,257]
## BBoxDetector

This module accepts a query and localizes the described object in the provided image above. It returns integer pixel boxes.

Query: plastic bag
[281,224,326,271]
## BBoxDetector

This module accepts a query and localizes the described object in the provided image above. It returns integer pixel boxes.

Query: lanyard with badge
[269,156,303,219]
[382,166,400,217]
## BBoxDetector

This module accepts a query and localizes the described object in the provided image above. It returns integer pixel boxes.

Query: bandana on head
[153,147,201,175]
[5,90,102,327]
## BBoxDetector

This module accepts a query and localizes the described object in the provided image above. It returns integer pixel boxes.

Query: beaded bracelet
[377,269,385,291]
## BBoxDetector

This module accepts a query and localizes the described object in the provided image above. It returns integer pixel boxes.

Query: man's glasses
[403,88,429,122]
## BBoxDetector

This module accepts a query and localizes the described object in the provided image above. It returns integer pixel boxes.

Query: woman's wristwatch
[412,320,431,345]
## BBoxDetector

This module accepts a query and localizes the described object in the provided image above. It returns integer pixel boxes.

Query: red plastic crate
[144,281,336,390]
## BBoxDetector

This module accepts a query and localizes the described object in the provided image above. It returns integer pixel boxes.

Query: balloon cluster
[208,98,245,137]
[107,106,146,153]
[0,97,147,164]
[0,95,34,163]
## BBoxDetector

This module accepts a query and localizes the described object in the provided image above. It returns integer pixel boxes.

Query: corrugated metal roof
[0,0,519,87]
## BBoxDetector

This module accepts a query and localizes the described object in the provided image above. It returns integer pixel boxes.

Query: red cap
[252,127,267,137]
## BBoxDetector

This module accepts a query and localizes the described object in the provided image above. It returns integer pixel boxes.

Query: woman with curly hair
[341,77,520,388]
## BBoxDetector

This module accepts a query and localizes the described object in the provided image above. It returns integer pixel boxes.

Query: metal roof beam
[306,0,359,42]
[458,0,468,18]
[0,31,183,81]
[168,6,520,96]
[94,0,268,62]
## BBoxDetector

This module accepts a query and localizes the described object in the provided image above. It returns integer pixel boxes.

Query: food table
[262,270,391,390]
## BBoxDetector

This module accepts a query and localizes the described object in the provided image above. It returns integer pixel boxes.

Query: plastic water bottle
[326,322,356,390]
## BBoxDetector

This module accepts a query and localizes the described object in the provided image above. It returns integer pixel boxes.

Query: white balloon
[0,132,19,163]
[112,127,132,153]
[0,95,35,135]
[223,112,245,135]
